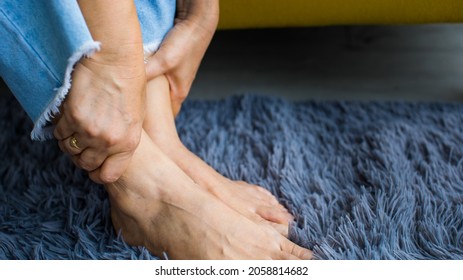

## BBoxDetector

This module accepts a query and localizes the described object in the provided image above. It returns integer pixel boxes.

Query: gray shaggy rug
[1,91,463,259]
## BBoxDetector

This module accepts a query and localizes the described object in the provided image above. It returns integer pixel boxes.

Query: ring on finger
[69,135,80,150]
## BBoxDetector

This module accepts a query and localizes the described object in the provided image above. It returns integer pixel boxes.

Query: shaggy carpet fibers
[1,91,463,260]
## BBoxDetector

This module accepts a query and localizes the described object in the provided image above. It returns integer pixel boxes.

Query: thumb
[145,47,170,80]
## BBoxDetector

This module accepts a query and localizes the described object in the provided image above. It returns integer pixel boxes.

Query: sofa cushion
[219,0,463,29]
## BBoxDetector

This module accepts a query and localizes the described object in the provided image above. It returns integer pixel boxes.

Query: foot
[106,132,312,259]
[143,76,294,236]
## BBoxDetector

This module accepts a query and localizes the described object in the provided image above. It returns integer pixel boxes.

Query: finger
[88,168,105,185]
[145,49,170,80]
[145,26,187,80]
[58,135,85,156]
[71,148,107,172]
[280,239,313,260]
[57,139,68,154]
[58,139,79,156]
[54,118,75,140]
[89,153,132,184]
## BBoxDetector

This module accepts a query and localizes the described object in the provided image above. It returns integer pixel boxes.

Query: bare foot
[143,76,293,236]
[106,131,312,259]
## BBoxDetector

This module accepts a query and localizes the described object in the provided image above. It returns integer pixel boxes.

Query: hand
[54,51,146,184]
[145,0,219,116]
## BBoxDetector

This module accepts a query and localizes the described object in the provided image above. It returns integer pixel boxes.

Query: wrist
[90,41,145,66]
[82,48,146,80]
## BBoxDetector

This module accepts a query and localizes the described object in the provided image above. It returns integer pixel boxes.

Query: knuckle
[76,155,99,171]
[53,127,62,140]
[103,132,122,147]
[162,54,178,70]
[68,107,86,123]
[57,141,65,152]
[105,127,140,150]
[99,170,119,184]
[125,134,140,151]
[85,125,101,138]
[76,158,92,171]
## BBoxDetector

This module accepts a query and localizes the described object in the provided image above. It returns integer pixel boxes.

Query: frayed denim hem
[31,40,163,141]
[31,41,101,141]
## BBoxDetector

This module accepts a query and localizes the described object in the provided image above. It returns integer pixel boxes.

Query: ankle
[150,134,184,157]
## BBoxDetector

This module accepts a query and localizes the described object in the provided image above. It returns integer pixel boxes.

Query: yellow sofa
[218,0,463,29]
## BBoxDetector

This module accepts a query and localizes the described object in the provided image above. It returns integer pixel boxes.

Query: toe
[279,252,301,260]
[257,206,294,225]
[262,220,289,237]
[236,181,275,198]
[280,239,313,260]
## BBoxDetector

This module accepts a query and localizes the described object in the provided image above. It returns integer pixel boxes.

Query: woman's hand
[53,0,146,184]
[54,50,146,184]
[145,0,219,116]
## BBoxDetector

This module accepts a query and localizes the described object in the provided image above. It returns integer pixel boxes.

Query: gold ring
[69,136,80,149]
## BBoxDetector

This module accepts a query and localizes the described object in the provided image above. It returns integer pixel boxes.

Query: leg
[143,75,293,235]
[105,130,312,259]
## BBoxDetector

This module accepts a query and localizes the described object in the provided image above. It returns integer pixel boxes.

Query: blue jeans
[0,0,175,140]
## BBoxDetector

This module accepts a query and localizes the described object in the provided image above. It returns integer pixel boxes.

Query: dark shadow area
[191,24,463,102]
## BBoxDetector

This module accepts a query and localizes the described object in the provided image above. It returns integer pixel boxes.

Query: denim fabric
[0,0,175,140]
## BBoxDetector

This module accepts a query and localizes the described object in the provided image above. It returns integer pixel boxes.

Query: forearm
[77,0,144,67]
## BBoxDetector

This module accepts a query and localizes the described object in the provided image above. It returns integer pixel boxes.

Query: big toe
[280,239,313,260]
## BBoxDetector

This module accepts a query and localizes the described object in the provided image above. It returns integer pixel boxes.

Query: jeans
[0,0,175,140]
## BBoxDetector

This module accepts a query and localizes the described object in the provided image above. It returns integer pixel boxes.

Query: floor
[189,24,463,102]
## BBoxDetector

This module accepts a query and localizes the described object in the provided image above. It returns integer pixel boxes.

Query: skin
[54,0,312,259]
[54,0,146,184]
[106,75,312,259]
[146,0,220,116]
[145,0,295,234]
[143,73,293,236]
